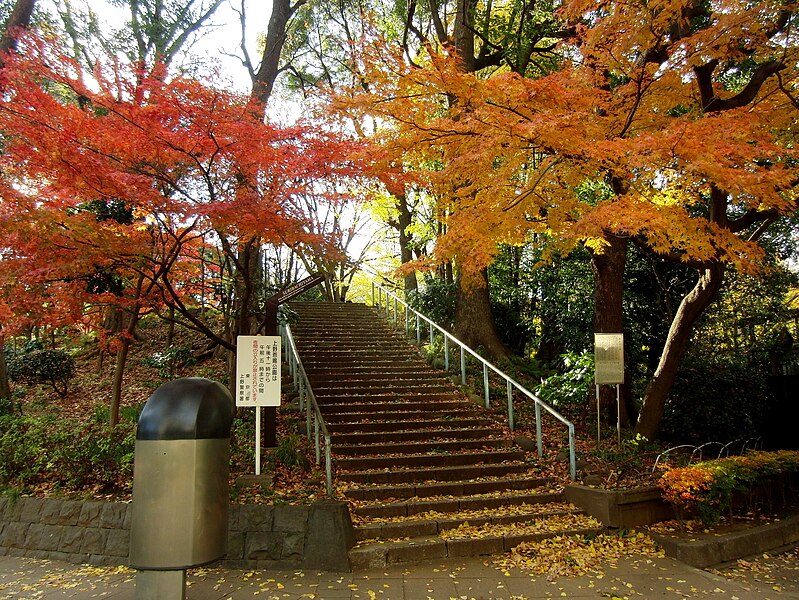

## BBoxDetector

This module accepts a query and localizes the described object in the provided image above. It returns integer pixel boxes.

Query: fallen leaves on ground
[495,531,664,580]
[439,512,602,540]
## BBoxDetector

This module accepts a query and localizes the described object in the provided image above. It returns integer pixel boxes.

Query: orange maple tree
[0,36,363,421]
[340,0,799,437]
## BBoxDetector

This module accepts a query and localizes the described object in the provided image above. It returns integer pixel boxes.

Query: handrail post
[535,401,543,457]
[568,424,577,480]
[429,321,434,347]
[506,379,514,431]
[460,349,466,385]
[393,297,398,325]
[299,377,305,412]
[483,364,490,408]
[324,436,333,496]
[314,416,321,465]
[371,282,375,306]
[444,336,450,371]
[306,392,312,441]
[405,308,410,336]
[416,315,421,345]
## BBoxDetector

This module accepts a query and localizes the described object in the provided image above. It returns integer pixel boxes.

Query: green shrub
[7,348,76,397]
[141,345,196,379]
[534,351,594,411]
[0,414,134,493]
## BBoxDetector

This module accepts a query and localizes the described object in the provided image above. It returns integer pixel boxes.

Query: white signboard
[595,333,624,385]
[236,335,281,407]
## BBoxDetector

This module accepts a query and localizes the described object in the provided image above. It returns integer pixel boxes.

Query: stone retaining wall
[0,497,354,571]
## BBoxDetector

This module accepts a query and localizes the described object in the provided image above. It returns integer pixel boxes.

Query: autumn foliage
[0,35,363,337]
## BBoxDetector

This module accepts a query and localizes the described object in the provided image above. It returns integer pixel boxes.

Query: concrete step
[349,523,604,570]
[336,448,527,471]
[342,476,554,502]
[323,408,481,423]
[327,417,493,434]
[337,462,531,485]
[330,427,504,446]
[333,437,510,456]
[321,399,473,415]
[354,502,582,538]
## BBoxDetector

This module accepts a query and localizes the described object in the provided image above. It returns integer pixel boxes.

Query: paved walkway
[1,551,798,600]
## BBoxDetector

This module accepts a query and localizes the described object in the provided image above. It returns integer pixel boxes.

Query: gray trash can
[129,377,234,598]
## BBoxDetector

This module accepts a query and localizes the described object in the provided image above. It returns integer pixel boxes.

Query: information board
[594,333,624,385]
[235,335,281,407]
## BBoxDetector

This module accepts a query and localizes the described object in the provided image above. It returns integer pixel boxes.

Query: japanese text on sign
[235,335,281,407]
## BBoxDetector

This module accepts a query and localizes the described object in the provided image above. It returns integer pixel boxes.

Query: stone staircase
[287,301,601,569]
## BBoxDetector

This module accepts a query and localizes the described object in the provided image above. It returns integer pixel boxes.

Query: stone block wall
[0,497,354,571]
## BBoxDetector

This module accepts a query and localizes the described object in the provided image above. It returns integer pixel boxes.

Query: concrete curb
[652,512,799,568]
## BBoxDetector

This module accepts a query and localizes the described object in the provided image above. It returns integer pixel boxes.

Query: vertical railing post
[324,436,333,496]
[405,308,410,336]
[378,286,382,309]
[429,321,434,347]
[483,364,490,408]
[460,348,466,385]
[305,391,312,441]
[444,336,450,371]
[393,297,398,325]
[314,416,321,465]
[568,424,577,480]
[506,379,514,431]
[416,314,421,345]
[535,401,543,457]
[299,377,305,412]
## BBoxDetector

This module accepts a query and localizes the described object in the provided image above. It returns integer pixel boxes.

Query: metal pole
[535,401,543,456]
[429,321,434,347]
[306,393,312,441]
[324,436,333,497]
[444,336,450,371]
[506,379,514,431]
[255,407,261,475]
[596,385,601,446]
[371,282,375,306]
[460,349,466,385]
[314,416,321,465]
[405,308,410,336]
[483,364,490,408]
[616,384,621,445]
[568,425,577,480]
[416,315,421,345]
[394,297,398,325]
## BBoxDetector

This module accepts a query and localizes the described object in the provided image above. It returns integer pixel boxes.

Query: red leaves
[0,34,367,334]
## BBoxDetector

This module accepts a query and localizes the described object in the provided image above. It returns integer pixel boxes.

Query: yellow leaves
[496,531,664,580]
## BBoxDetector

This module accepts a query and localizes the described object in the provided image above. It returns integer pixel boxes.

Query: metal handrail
[280,321,334,496]
[371,282,577,480]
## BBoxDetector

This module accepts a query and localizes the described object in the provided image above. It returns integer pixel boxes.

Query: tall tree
[343,0,799,436]
[0,38,363,422]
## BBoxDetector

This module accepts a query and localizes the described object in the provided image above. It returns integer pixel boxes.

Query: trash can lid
[136,377,235,440]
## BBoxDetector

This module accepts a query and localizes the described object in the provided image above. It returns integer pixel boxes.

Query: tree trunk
[396,193,418,296]
[110,315,139,427]
[0,0,36,63]
[591,234,630,428]
[453,268,509,360]
[0,334,11,403]
[250,0,297,106]
[635,263,725,439]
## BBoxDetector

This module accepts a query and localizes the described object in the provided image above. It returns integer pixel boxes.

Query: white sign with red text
[235,335,281,407]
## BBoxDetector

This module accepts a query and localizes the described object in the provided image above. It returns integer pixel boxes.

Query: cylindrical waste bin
[129,377,234,578]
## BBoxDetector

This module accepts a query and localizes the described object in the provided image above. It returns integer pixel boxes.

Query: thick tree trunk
[453,268,509,360]
[635,263,725,439]
[0,0,36,62]
[591,234,630,427]
[396,193,418,296]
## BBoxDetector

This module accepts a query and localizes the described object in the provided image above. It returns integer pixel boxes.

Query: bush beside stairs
[288,301,602,569]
